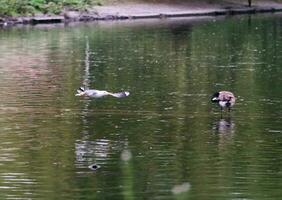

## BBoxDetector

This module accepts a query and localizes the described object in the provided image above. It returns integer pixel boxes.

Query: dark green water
[0,14,282,199]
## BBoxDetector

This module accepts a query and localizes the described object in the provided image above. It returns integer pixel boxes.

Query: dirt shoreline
[1,1,282,26]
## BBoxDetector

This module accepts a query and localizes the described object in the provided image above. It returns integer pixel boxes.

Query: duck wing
[219,91,235,101]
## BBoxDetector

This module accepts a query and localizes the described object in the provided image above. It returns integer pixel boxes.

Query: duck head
[75,86,86,96]
[211,92,220,103]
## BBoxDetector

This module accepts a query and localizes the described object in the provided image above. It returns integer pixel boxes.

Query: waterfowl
[75,87,130,98]
[211,91,236,111]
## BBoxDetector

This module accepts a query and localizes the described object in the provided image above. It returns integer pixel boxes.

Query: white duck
[75,87,130,98]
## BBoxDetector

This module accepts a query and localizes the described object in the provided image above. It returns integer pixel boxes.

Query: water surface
[0,15,282,199]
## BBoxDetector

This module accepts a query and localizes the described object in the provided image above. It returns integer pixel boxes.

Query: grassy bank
[0,0,251,17]
[0,0,104,16]
[1,0,282,20]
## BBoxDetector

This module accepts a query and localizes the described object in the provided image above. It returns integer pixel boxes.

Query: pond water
[0,14,282,200]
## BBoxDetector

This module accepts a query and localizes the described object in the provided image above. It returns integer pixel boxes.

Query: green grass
[0,0,103,16]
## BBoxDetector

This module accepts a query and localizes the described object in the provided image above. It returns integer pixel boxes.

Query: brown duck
[211,91,236,111]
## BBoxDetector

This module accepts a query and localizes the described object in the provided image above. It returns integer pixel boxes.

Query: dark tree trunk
[248,0,252,7]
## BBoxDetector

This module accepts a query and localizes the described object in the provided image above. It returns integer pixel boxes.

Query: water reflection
[213,117,236,150]
[214,117,235,135]
[75,138,108,157]
[75,138,111,169]
[0,14,282,199]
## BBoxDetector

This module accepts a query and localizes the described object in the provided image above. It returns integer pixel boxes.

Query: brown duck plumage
[211,91,236,110]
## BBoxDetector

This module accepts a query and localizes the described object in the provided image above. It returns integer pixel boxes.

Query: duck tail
[111,91,130,98]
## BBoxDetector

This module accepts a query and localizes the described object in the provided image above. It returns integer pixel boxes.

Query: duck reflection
[215,117,235,135]
[75,138,111,169]
[213,117,235,147]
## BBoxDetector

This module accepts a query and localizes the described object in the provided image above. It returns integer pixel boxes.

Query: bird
[211,91,236,111]
[75,87,130,98]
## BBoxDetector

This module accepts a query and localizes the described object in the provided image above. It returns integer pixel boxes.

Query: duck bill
[211,97,219,102]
